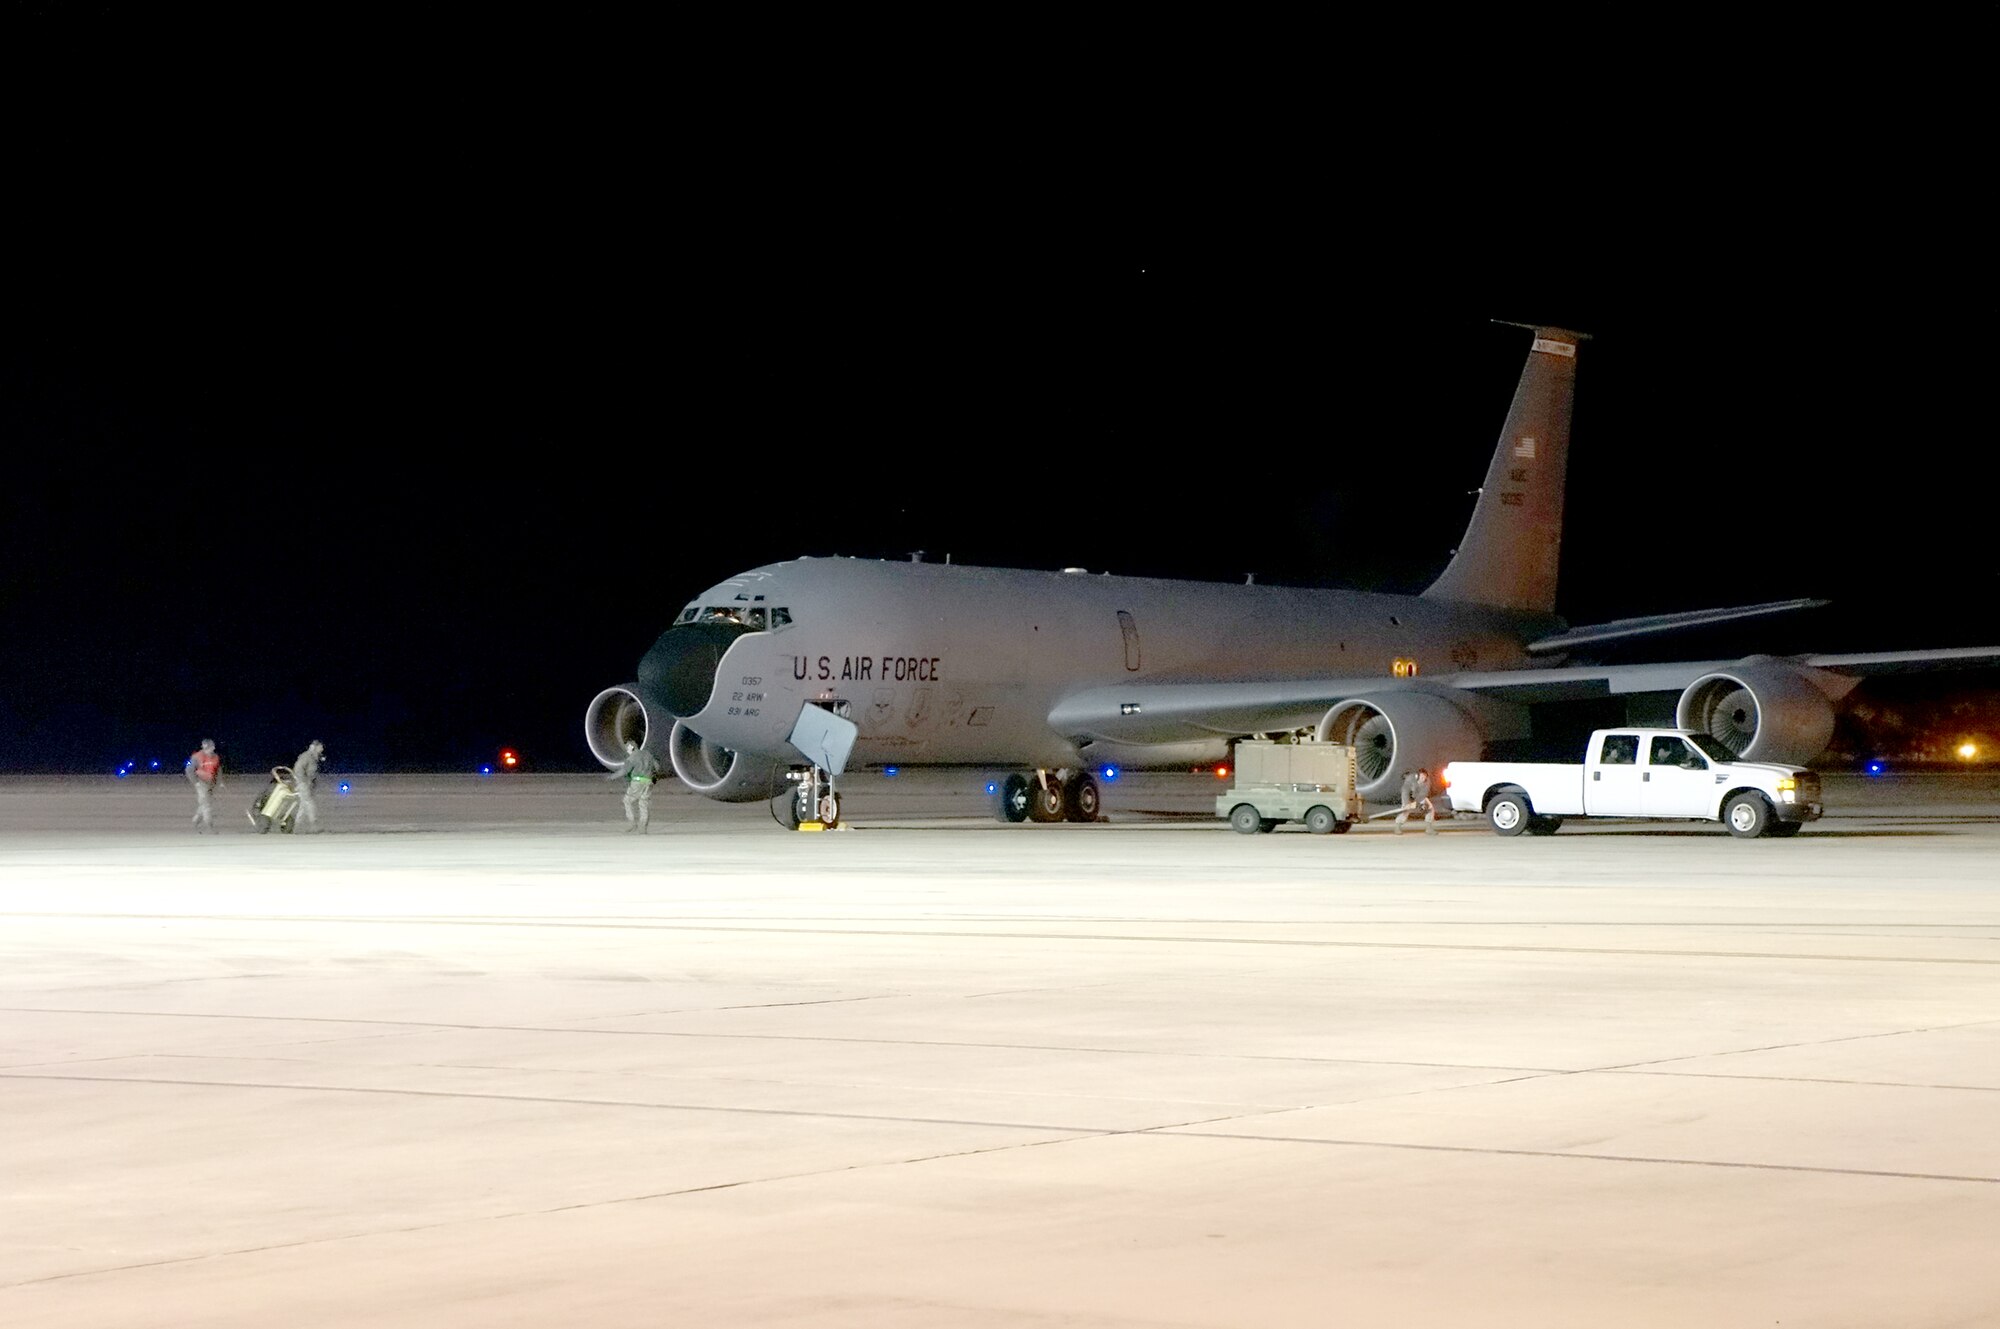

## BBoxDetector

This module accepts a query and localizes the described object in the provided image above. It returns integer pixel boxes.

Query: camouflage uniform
[1395,768,1436,834]
[187,740,221,833]
[607,741,664,832]
[293,741,324,832]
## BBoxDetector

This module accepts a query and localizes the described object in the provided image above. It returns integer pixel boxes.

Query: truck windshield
[1685,733,1739,763]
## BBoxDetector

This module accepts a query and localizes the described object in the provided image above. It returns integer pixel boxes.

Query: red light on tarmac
[500,749,520,769]
[1215,765,1229,779]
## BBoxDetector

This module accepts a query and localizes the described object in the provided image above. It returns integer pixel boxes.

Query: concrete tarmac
[3,770,1999,1328]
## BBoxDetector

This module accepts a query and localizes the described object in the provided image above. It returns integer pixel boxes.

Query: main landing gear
[995,769,1101,824]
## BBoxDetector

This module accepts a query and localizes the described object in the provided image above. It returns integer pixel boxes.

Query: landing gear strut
[994,769,1100,824]
[779,765,840,829]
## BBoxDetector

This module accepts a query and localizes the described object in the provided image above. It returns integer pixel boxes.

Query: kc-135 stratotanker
[587,324,2000,827]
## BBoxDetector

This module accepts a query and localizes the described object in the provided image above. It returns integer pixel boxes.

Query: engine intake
[584,684,660,768]
[1675,656,1836,764]
[667,719,787,803]
[1315,690,1487,802]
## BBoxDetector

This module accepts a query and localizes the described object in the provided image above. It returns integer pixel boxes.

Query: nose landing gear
[778,765,841,830]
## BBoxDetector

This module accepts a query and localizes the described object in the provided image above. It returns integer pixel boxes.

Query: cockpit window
[685,605,790,631]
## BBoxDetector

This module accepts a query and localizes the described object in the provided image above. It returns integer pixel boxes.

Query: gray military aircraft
[586,324,1999,824]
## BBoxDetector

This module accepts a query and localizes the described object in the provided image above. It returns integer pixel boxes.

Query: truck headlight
[1777,776,1797,791]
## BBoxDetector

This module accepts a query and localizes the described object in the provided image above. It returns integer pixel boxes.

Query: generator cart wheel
[1486,790,1532,837]
[1304,805,1337,835]
[1229,804,1262,835]
[1725,794,1773,838]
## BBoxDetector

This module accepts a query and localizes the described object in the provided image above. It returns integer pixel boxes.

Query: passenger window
[1599,734,1639,766]
[1649,737,1705,770]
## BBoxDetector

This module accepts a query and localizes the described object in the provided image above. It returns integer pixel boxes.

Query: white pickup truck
[1440,728,1823,838]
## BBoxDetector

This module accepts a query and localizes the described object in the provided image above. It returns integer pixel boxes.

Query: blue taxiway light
[149,760,160,770]
[480,766,493,776]
[114,769,127,778]
[984,782,998,795]
[1099,764,1121,782]
[1866,761,1886,776]
[338,782,351,794]
[884,765,900,777]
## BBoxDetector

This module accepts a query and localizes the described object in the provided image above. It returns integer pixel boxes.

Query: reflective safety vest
[189,750,219,784]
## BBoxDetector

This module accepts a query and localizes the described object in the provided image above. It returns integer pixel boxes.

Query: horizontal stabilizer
[1524,599,1830,655]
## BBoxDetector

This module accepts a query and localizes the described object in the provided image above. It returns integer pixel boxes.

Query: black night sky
[5,78,1997,775]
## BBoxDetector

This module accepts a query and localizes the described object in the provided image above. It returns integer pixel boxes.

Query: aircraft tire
[775,790,802,829]
[1486,790,1532,837]
[997,773,1030,823]
[1229,804,1262,835]
[1027,777,1065,823]
[1063,775,1100,823]
[1725,794,1773,838]
[1304,805,1337,835]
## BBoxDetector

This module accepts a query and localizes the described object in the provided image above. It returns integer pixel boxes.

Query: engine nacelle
[667,718,788,803]
[1676,655,1837,764]
[1315,690,1488,802]
[584,684,663,768]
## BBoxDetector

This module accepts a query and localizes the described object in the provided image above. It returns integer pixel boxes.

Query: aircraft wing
[1522,599,1828,655]
[1046,648,2000,746]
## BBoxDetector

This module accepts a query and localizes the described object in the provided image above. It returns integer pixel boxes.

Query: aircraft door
[1117,610,1141,671]
[1641,735,1714,818]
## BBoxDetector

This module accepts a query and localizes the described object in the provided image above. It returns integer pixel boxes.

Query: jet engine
[1675,656,1837,764]
[584,684,660,767]
[667,718,787,802]
[1315,691,1489,802]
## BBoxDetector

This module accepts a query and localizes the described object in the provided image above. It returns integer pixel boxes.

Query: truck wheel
[1766,821,1803,837]
[1486,791,1532,836]
[1527,816,1563,836]
[1725,793,1773,838]
[1229,804,1262,835]
[1304,806,1337,835]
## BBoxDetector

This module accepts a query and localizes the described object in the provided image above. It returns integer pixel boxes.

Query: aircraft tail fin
[1421,324,1585,614]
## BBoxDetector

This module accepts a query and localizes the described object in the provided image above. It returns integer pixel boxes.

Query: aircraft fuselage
[656,557,1555,770]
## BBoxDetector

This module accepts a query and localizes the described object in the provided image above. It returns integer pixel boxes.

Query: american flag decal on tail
[1513,437,1537,459]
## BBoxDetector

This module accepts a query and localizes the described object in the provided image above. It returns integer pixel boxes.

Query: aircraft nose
[639,622,750,718]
